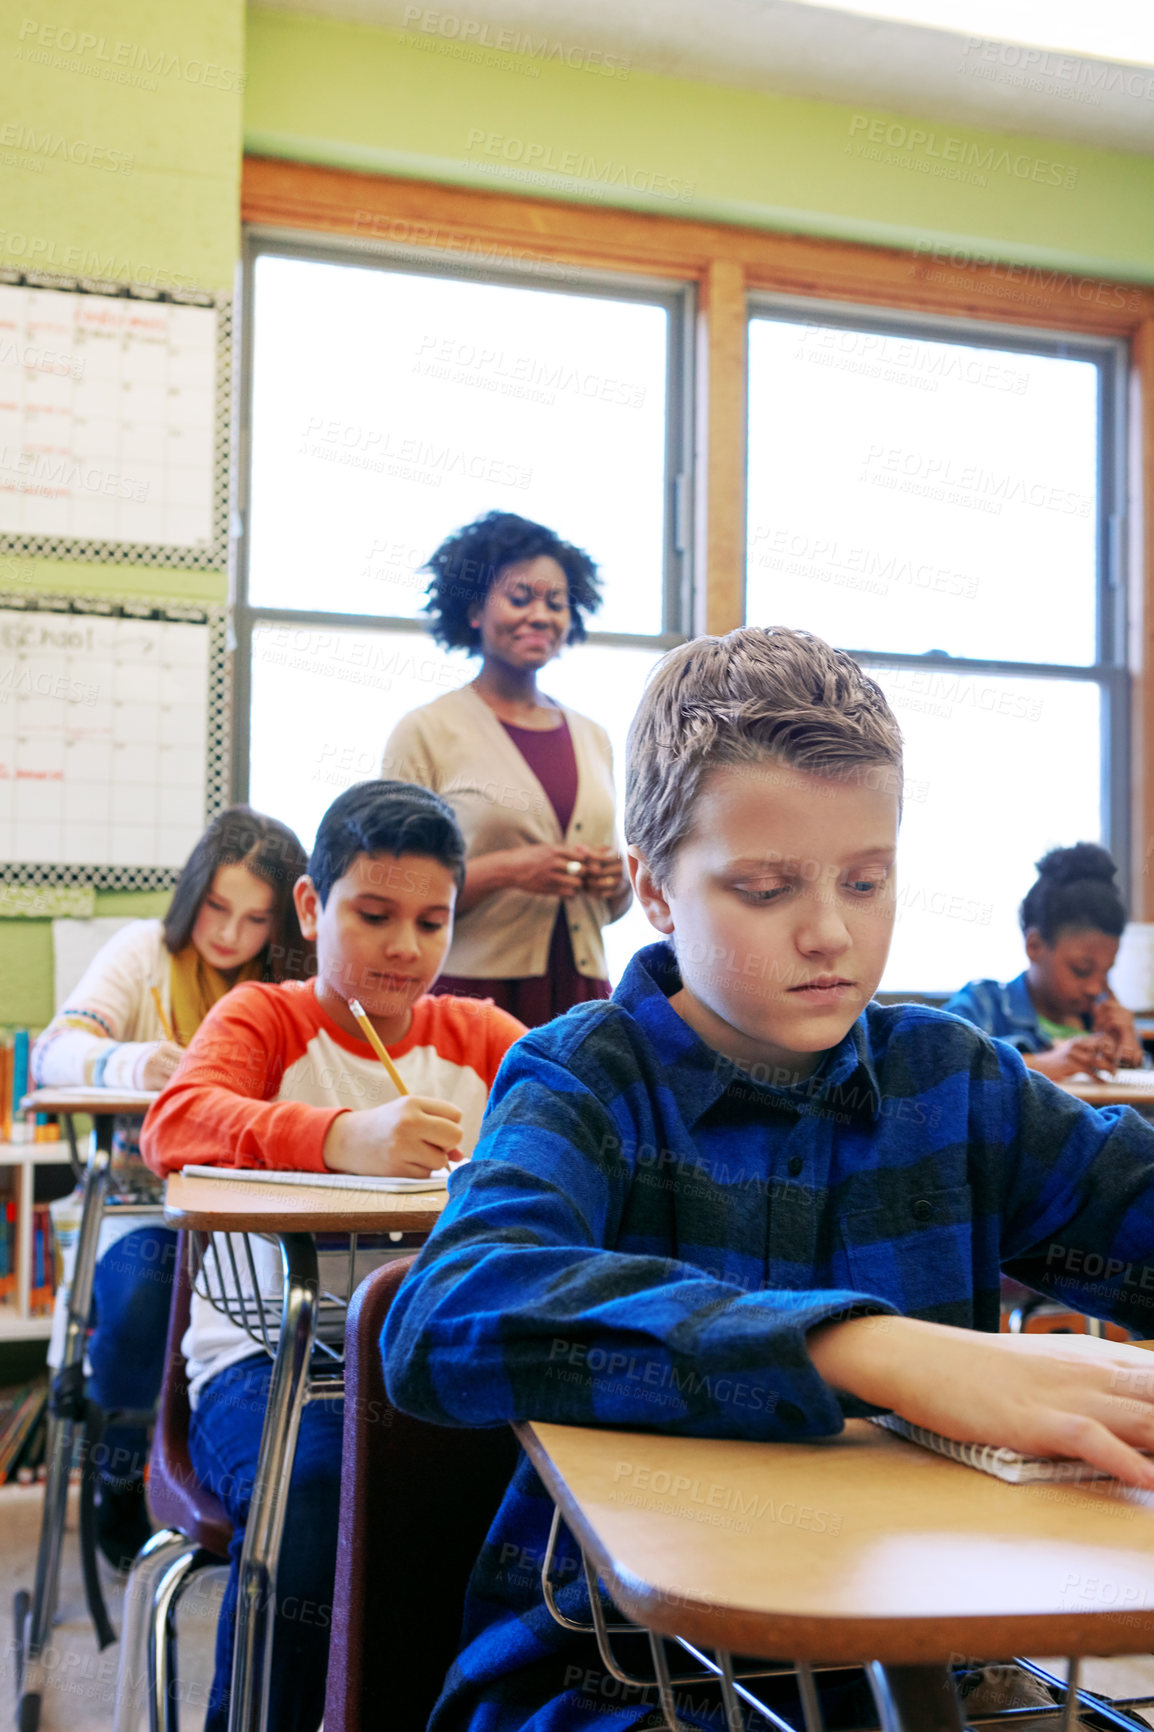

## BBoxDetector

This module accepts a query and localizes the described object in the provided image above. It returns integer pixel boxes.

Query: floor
[1,1483,223,1732]
[2,1481,1154,1730]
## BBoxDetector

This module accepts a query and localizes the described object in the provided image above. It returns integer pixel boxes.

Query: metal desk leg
[867,1665,965,1732]
[16,1113,113,1732]
[227,1232,319,1732]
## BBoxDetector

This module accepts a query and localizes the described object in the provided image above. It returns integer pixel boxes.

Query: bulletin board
[0,594,227,890]
[0,270,229,569]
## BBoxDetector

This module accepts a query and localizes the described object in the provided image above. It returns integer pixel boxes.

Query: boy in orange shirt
[143,779,525,1732]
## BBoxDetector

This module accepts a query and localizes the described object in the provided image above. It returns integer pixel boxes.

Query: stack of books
[0,1174,15,1308]
[0,1030,60,1142]
[0,1381,48,1482]
[28,1205,56,1315]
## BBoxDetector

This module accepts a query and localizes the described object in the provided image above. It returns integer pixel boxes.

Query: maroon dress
[432,715,613,1029]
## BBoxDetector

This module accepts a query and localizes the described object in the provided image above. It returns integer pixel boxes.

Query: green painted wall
[244,9,1154,283]
[0,0,242,1032]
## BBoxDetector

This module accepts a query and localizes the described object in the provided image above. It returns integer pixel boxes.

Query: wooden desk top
[1061,1076,1154,1108]
[164,1169,448,1234]
[21,1086,158,1116]
[518,1418,1154,1665]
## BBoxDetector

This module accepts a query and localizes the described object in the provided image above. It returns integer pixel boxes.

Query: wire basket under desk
[186,1227,413,1388]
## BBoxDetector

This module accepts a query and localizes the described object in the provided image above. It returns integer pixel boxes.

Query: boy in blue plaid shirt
[384,626,1154,1732]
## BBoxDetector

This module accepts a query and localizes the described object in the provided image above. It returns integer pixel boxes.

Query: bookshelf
[0,1141,74,1342]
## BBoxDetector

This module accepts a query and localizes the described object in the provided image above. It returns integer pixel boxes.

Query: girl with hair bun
[944,842,1143,1081]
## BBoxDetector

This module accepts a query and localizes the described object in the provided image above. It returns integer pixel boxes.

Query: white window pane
[876,668,1102,991]
[248,623,470,852]
[248,256,668,635]
[249,627,660,986]
[746,318,1098,665]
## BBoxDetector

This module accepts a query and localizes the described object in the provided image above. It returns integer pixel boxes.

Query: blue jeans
[188,1356,343,1732]
[88,1226,177,1487]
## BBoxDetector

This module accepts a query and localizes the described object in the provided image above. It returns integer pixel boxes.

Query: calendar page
[0,605,210,870]
[0,280,218,549]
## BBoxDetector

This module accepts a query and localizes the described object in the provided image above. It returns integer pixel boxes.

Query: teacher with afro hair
[382,510,631,1027]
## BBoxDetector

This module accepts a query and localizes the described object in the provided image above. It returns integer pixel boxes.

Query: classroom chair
[114,1231,233,1732]
[323,1255,521,1732]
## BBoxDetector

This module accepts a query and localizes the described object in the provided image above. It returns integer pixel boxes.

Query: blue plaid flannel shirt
[942,970,1057,1052]
[384,942,1154,1732]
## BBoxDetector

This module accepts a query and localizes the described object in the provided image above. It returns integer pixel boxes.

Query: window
[237,234,690,982]
[745,305,1127,992]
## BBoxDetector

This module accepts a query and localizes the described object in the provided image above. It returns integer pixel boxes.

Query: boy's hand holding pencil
[323,996,464,1179]
[322,1095,465,1180]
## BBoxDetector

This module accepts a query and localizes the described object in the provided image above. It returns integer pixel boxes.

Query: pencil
[347,997,409,1095]
[150,985,176,1044]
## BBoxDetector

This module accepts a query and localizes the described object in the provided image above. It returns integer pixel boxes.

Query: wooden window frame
[242,155,1154,913]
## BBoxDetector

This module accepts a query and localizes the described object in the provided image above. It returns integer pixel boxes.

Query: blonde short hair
[625,626,903,885]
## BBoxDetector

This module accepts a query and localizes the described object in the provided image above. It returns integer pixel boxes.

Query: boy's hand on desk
[140,1040,184,1090]
[322,1095,465,1179]
[1093,997,1144,1068]
[1029,1033,1118,1081]
[808,1315,1154,1488]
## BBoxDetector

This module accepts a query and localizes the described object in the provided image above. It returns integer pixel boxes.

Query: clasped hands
[513,842,626,898]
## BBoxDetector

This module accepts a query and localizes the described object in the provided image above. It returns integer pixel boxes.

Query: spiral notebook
[870,1415,1115,1484]
[181,1164,449,1195]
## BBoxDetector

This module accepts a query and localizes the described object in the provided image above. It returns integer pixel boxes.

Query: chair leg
[229,1232,318,1732]
[149,1546,219,1732]
[867,1664,965,1732]
[113,1532,196,1732]
[19,1117,113,1730]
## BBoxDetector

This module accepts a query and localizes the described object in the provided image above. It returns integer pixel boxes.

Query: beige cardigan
[382,684,632,979]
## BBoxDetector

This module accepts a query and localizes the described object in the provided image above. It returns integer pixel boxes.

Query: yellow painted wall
[244,9,1154,283]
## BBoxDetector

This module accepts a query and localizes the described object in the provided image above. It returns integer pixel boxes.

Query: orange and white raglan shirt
[141,978,525,1404]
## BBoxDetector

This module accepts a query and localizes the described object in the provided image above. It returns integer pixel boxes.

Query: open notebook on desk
[181,1165,450,1194]
[1069,1068,1154,1088]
